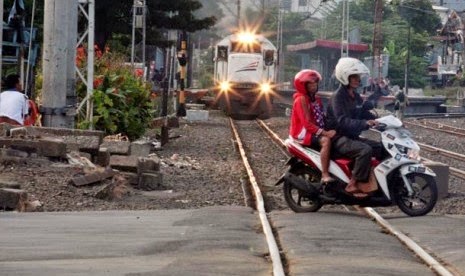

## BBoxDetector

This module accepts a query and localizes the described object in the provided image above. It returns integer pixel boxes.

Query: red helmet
[294,69,322,93]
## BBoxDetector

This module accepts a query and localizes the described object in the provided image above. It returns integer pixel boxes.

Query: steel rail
[420,120,465,135]
[361,208,454,276]
[256,119,456,276]
[421,157,465,180]
[229,118,285,276]
[405,121,465,138]
[417,142,465,180]
[419,142,465,162]
[450,167,465,179]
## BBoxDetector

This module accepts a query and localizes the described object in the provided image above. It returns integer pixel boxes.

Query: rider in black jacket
[326,57,382,197]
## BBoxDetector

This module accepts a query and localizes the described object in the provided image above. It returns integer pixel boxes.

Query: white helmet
[335,57,370,86]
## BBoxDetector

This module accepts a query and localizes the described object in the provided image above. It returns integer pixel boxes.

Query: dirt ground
[0,111,245,212]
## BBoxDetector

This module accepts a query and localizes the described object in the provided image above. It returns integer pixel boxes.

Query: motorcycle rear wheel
[283,167,323,213]
[393,172,438,216]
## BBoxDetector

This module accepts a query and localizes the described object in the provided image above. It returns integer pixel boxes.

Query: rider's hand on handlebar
[366,120,379,128]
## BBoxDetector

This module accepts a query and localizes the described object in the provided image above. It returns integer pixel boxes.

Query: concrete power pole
[0,1,3,83]
[372,0,383,78]
[67,0,78,110]
[131,0,146,76]
[340,0,349,57]
[237,0,241,27]
[42,0,78,128]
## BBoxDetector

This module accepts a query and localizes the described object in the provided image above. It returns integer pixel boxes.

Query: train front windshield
[231,41,261,53]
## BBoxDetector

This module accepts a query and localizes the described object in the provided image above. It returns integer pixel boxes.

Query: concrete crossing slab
[270,210,435,275]
[384,214,465,275]
[0,207,270,276]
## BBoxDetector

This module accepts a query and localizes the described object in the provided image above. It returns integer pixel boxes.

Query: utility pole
[42,0,78,128]
[75,0,95,129]
[131,0,146,77]
[372,0,383,79]
[404,25,411,95]
[341,0,349,57]
[237,0,241,27]
[67,0,78,111]
[0,1,3,84]
[261,0,265,19]
[276,0,284,84]
[159,27,177,144]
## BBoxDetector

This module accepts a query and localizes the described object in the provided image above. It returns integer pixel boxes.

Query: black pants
[331,136,384,182]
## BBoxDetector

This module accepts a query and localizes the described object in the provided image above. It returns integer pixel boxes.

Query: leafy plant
[76,49,156,140]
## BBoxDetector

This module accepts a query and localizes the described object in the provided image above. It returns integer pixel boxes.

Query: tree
[394,0,440,34]
[191,0,224,47]
[94,0,217,50]
[314,0,440,88]
[389,0,440,87]
[2,0,216,53]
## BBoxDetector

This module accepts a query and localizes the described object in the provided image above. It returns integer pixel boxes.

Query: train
[213,31,278,119]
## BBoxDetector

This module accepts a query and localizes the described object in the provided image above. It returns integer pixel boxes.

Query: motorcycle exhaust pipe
[282,172,319,196]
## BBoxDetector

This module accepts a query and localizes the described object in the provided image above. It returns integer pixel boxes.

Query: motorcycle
[276,115,438,216]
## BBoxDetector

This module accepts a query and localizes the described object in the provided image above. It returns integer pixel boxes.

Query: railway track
[418,142,465,179]
[230,117,458,275]
[401,118,465,178]
[405,120,465,137]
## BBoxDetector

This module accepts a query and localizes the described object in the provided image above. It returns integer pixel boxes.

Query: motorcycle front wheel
[393,172,438,216]
[283,167,323,213]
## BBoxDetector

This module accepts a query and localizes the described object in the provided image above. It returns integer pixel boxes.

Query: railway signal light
[176,31,188,117]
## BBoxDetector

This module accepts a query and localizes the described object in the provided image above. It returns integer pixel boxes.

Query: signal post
[176,31,187,117]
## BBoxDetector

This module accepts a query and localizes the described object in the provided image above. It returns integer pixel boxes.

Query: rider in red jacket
[289,69,336,184]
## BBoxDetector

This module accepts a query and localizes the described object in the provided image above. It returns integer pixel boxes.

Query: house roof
[287,39,369,53]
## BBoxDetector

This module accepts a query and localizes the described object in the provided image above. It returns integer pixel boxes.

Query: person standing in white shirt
[0,74,28,125]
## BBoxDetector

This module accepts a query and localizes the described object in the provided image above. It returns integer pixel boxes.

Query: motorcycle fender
[392,164,437,199]
[399,164,436,177]
[276,157,299,186]
[374,162,435,201]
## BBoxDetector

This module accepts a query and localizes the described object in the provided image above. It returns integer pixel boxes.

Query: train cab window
[264,50,274,66]
[217,46,228,61]
[231,41,261,54]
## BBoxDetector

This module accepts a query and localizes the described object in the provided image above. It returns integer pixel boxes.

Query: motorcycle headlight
[407,148,421,161]
[395,144,421,161]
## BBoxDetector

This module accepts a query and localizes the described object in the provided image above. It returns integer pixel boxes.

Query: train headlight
[260,83,272,94]
[237,32,256,44]
[219,81,230,92]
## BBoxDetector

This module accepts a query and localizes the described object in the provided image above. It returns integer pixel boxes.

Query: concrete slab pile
[0,123,165,211]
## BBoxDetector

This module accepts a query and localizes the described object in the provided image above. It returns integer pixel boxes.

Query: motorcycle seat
[334,157,380,166]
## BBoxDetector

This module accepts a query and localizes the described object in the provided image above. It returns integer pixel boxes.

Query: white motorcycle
[276,115,438,216]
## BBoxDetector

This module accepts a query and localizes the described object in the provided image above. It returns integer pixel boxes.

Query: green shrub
[76,51,155,140]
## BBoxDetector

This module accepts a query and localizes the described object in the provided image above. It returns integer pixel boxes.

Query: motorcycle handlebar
[373,123,387,131]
